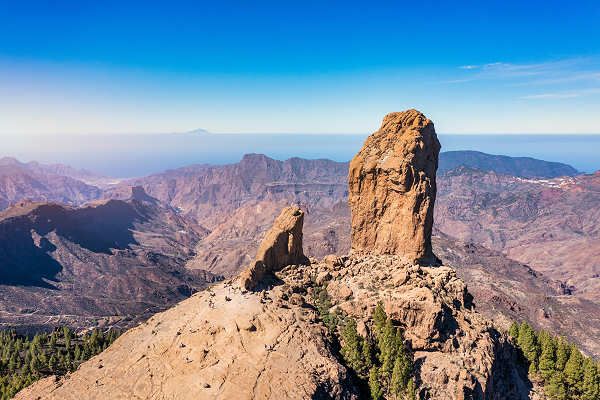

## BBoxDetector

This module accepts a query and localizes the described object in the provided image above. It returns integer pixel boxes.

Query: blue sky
[0,0,599,135]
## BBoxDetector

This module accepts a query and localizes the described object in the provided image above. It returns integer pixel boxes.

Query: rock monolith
[348,109,440,265]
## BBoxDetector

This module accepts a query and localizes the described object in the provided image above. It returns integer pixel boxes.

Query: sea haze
[4,133,600,177]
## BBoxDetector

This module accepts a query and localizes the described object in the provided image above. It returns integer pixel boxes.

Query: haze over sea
[5,133,600,178]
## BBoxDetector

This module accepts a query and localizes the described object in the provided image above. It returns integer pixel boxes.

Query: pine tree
[38,351,47,367]
[362,339,374,374]
[74,344,81,361]
[582,359,599,400]
[555,338,571,371]
[390,355,404,397]
[378,318,397,384]
[49,333,57,348]
[390,351,411,397]
[373,303,387,337]
[528,361,537,377]
[508,321,519,340]
[564,346,585,395]
[90,328,99,345]
[518,322,539,368]
[29,354,39,372]
[539,337,557,380]
[406,377,417,400]
[65,352,73,371]
[340,318,364,373]
[394,329,405,359]
[62,326,71,341]
[369,366,383,400]
[7,355,16,371]
[48,354,57,370]
[545,371,567,400]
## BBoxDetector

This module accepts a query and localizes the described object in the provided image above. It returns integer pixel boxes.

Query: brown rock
[348,109,441,265]
[14,282,359,400]
[239,206,308,290]
[323,254,344,270]
[300,255,529,399]
[315,271,332,285]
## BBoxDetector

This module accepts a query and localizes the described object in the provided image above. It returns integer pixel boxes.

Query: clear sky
[1,0,599,135]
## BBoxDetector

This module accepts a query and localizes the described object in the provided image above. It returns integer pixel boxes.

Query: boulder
[348,109,441,265]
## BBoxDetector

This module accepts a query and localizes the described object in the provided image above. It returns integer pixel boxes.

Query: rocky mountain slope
[0,187,217,334]
[432,231,600,360]
[15,110,536,400]
[0,157,111,186]
[116,150,576,228]
[116,153,349,227]
[438,150,579,178]
[1,143,597,362]
[113,152,598,356]
[435,166,600,300]
[0,158,103,210]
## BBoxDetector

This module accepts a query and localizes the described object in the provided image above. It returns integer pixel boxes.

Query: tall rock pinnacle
[239,206,309,290]
[348,109,441,265]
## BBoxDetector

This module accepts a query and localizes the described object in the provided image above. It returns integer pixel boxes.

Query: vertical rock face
[348,109,441,265]
[239,206,308,290]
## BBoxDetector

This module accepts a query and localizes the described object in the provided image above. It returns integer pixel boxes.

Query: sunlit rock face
[348,109,441,265]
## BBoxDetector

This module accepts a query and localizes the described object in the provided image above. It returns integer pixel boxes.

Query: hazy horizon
[3,133,599,178]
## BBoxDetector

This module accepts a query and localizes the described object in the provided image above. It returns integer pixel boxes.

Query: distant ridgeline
[0,327,120,400]
[510,321,600,400]
[439,150,579,178]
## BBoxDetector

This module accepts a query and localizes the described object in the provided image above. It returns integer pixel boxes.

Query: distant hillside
[0,187,216,333]
[0,159,103,210]
[0,157,111,184]
[435,166,600,299]
[438,150,578,178]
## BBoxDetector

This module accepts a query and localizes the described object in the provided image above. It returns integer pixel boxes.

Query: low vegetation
[342,303,416,400]
[510,321,600,400]
[0,326,120,399]
[311,286,416,400]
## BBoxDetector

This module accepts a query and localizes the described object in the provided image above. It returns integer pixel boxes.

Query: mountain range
[0,150,598,360]
[15,110,597,400]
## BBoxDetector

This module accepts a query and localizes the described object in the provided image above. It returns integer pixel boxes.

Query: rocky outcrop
[14,280,359,400]
[283,256,532,399]
[348,109,440,265]
[239,206,308,290]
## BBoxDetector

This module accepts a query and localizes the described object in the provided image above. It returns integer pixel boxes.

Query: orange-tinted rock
[239,206,308,290]
[348,109,441,265]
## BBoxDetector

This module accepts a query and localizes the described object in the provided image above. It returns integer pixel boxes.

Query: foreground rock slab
[14,281,358,400]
